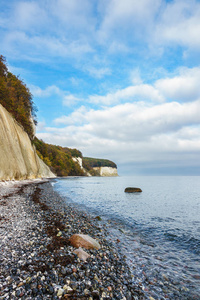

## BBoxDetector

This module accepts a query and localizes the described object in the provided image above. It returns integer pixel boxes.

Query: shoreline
[0,180,143,299]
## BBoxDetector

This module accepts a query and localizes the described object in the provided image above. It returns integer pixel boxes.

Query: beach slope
[0,181,143,299]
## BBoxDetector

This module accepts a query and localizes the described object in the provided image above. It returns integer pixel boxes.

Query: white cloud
[13,1,47,30]
[155,67,200,101]
[30,85,62,97]
[96,0,200,54]
[97,0,161,43]
[38,99,200,170]
[34,65,200,174]
[3,31,94,60]
[87,66,200,106]
[0,1,47,32]
[107,41,130,54]
[3,0,95,37]
[30,84,82,107]
[50,0,96,36]
[87,66,111,79]
[155,0,200,49]
[1,1,94,61]
[36,121,46,132]
[54,106,89,125]
[129,69,143,85]
[2,0,200,65]
[89,84,164,105]
[63,95,82,106]
[177,126,200,140]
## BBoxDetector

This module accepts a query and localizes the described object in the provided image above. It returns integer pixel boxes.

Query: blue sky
[1,0,200,175]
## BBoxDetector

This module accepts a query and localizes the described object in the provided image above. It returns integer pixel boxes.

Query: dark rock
[32,287,38,296]
[16,290,22,297]
[92,289,100,297]
[11,268,17,275]
[65,267,73,275]
[124,187,142,193]
[47,285,54,294]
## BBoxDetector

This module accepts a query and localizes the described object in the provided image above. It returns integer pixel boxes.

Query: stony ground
[0,181,144,300]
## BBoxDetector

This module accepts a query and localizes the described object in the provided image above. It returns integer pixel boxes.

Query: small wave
[164,232,178,241]
[164,231,200,254]
[151,216,176,223]
[165,217,176,222]
[187,236,200,255]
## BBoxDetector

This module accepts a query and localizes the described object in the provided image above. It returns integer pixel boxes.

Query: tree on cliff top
[33,137,84,176]
[0,55,37,139]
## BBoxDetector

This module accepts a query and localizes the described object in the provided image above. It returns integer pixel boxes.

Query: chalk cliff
[73,157,118,177]
[72,157,83,169]
[93,166,118,177]
[72,157,91,176]
[0,104,55,181]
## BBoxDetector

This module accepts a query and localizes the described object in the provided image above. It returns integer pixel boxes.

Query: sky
[1,0,200,175]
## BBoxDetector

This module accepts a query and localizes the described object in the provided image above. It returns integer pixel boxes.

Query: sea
[52,176,200,299]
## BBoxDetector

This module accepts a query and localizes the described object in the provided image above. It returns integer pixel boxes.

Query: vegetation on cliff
[0,55,37,140]
[33,139,117,177]
[33,138,84,177]
[83,157,117,169]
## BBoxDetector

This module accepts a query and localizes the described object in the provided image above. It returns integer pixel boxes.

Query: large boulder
[69,234,100,250]
[124,187,142,193]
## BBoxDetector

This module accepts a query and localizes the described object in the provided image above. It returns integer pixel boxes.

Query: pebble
[0,181,142,299]
[63,285,73,293]
[57,288,64,297]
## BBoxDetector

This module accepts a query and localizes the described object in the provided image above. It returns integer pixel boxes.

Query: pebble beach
[0,180,144,300]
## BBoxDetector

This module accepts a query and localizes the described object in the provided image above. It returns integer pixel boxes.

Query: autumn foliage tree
[82,157,117,169]
[0,55,37,139]
[33,138,84,176]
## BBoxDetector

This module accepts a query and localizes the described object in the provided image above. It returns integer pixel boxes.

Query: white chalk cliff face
[72,157,118,177]
[93,166,118,177]
[72,157,92,176]
[0,104,55,181]
[72,157,83,169]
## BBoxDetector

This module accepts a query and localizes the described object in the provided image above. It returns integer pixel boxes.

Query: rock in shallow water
[124,187,142,193]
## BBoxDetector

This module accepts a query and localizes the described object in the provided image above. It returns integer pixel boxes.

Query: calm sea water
[52,176,200,298]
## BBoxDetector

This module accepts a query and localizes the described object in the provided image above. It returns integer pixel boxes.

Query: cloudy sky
[1,0,200,175]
